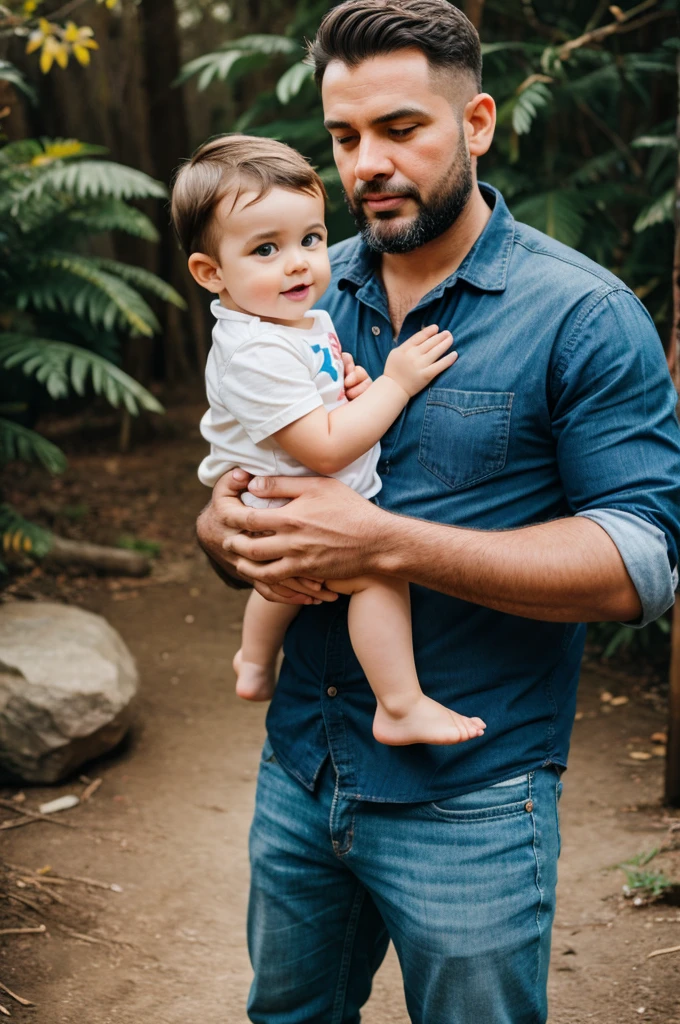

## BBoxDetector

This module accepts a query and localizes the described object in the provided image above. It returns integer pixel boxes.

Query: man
[197,2,680,1021]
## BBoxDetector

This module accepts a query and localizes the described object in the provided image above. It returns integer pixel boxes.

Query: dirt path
[1,405,679,1023]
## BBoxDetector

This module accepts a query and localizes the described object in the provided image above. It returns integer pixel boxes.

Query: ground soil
[1,398,679,1023]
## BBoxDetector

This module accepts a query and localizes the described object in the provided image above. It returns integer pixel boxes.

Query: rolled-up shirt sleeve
[576,508,677,627]
[551,286,680,626]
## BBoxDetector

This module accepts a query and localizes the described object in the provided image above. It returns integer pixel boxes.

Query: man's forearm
[376,512,642,622]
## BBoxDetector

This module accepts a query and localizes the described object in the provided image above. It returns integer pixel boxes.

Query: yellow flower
[63,22,98,66]
[31,139,84,166]
[25,17,54,54]
[96,0,119,7]
[40,34,69,73]
[22,0,39,14]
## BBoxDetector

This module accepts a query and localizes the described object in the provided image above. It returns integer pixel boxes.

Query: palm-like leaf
[10,160,167,211]
[91,258,187,308]
[0,60,37,103]
[0,335,164,414]
[0,504,53,570]
[0,418,67,474]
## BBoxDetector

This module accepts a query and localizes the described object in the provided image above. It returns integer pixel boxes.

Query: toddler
[172,134,485,746]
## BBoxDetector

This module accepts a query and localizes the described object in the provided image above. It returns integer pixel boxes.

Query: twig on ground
[56,925,132,949]
[0,925,46,936]
[5,893,44,914]
[0,1003,10,1016]
[0,981,33,1007]
[0,798,81,830]
[647,943,680,959]
[81,778,102,801]
[9,864,121,892]
[0,816,37,831]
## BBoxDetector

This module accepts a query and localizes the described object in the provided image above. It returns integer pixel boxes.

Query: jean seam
[330,885,366,1024]
[529,772,545,987]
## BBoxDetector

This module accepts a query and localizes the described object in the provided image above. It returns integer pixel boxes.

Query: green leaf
[90,258,187,308]
[634,189,674,232]
[512,191,588,249]
[0,335,165,416]
[11,161,167,210]
[511,82,552,136]
[0,418,67,474]
[276,61,314,104]
[0,60,37,104]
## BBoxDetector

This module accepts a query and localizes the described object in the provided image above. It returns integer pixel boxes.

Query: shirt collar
[337,183,514,296]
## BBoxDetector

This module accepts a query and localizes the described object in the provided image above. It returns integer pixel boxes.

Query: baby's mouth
[281,283,311,301]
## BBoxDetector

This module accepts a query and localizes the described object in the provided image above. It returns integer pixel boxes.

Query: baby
[172,133,485,747]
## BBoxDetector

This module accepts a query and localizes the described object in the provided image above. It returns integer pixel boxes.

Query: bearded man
[197,2,680,1021]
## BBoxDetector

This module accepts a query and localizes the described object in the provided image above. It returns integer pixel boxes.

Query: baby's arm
[273,325,456,476]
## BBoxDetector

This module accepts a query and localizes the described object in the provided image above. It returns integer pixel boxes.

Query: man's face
[322,48,474,254]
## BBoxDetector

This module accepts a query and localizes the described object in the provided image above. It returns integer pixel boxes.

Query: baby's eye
[253,242,277,257]
[301,232,322,248]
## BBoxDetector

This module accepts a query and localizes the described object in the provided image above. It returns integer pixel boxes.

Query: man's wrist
[369,507,416,576]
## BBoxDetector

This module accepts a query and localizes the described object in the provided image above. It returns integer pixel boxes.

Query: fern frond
[498,81,552,136]
[11,160,167,210]
[634,189,674,232]
[62,200,160,241]
[276,61,314,104]
[0,504,53,561]
[19,253,160,336]
[0,335,165,415]
[90,258,187,308]
[512,191,587,249]
[0,60,37,103]
[0,417,67,474]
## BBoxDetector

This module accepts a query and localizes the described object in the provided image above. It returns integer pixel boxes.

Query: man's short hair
[170,134,327,257]
[307,0,482,92]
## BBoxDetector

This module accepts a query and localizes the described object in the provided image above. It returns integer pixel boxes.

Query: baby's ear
[187,252,224,294]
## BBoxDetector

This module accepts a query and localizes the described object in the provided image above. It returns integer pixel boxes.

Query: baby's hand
[384,325,457,398]
[342,352,372,400]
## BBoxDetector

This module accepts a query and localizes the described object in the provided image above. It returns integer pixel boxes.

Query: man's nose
[354,137,394,182]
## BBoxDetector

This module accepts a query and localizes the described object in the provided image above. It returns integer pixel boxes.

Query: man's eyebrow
[324,107,428,130]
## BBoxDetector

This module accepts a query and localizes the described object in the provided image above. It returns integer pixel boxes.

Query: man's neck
[378,185,492,336]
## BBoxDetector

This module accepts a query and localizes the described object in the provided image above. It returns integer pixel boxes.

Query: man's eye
[253,243,276,257]
[390,126,416,138]
[335,135,357,146]
[301,232,322,247]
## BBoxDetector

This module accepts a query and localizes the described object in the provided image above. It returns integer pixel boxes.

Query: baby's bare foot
[233,649,276,702]
[372,694,486,746]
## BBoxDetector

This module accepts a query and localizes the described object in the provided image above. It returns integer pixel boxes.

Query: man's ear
[187,252,225,294]
[464,93,496,159]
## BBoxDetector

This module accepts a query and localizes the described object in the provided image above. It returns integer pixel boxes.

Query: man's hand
[384,324,457,398]
[197,470,340,605]
[225,475,391,585]
[341,352,372,399]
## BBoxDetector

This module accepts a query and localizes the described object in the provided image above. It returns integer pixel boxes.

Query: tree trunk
[138,0,208,381]
[664,49,680,807]
[465,0,485,32]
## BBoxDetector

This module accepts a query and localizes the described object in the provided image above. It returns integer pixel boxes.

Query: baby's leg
[327,576,486,746]
[235,591,299,702]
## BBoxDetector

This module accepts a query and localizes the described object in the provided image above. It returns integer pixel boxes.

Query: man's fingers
[253,582,316,606]
[227,531,290,561]
[213,468,253,499]
[248,474,332,501]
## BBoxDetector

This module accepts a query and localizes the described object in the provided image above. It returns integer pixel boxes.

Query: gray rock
[0,601,138,783]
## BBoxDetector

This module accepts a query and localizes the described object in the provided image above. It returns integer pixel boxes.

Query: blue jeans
[247,741,563,1024]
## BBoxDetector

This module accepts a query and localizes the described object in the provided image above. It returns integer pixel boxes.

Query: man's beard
[346,141,473,255]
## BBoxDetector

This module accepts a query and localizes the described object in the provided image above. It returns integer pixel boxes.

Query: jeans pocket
[418,388,513,492]
[261,737,278,765]
[426,773,532,822]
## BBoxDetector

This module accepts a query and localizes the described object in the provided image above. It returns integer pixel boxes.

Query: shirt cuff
[575,508,677,628]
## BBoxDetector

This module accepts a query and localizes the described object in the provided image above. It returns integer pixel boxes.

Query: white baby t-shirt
[198,301,381,506]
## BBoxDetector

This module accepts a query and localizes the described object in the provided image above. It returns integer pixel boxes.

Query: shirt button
[371,325,380,335]
[327,686,338,697]
[524,800,534,813]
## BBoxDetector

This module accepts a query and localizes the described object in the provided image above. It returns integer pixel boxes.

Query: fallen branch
[57,925,132,949]
[9,864,121,892]
[0,981,33,1007]
[0,925,46,936]
[44,535,150,577]
[648,943,680,959]
[0,1004,10,1017]
[0,798,80,830]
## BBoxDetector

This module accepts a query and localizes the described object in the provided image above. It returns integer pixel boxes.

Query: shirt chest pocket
[418,388,514,492]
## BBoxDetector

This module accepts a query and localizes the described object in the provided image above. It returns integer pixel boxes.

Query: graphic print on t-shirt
[311,331,345,403]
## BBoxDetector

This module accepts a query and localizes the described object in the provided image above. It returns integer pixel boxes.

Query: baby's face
[212,186,331,325]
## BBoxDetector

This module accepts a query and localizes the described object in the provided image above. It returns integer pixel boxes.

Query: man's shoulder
[511,220,627,301]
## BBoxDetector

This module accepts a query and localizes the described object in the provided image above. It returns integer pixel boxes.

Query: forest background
[0,0,678,725]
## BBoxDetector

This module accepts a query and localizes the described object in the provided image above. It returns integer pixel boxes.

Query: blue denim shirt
[266,185,680,802]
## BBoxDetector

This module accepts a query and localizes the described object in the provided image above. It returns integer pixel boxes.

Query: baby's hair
[170,134,328,257]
